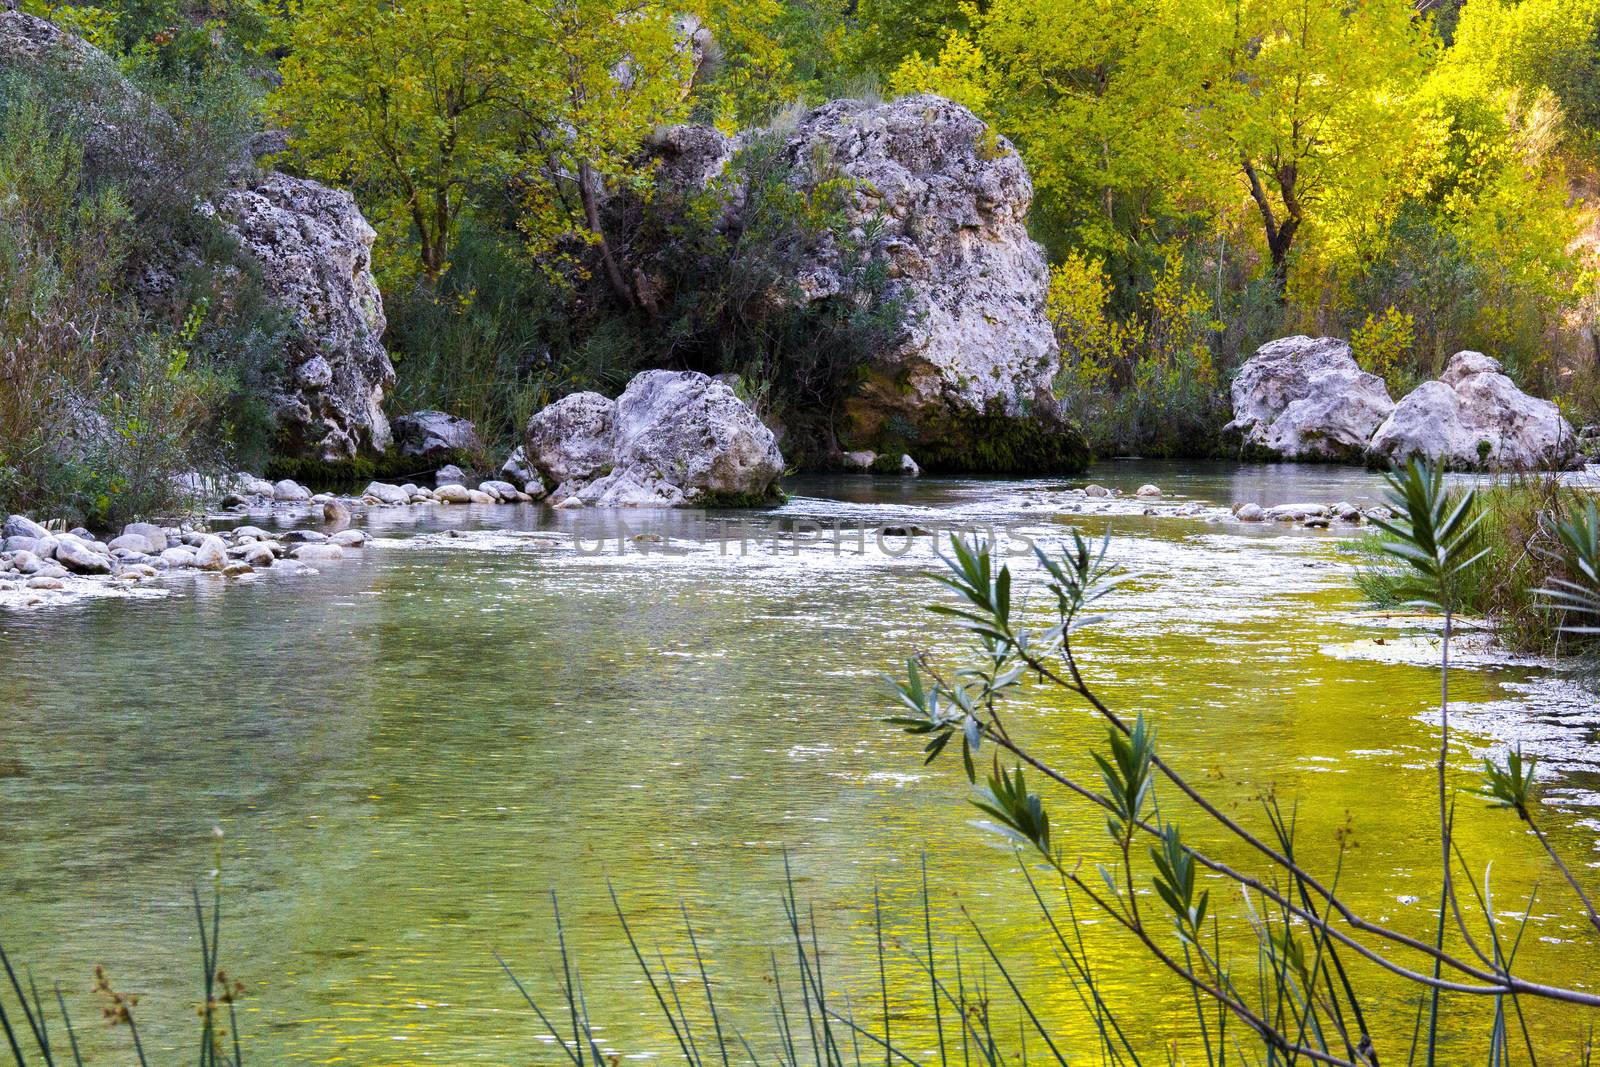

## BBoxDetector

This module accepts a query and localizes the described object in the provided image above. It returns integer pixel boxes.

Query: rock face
[392,410,482,462]
[523,371,784,506]
[1367,352,1578,471]
[1224,337,1395,462]
[217,173,395,462]
[525,393,618,485]
[643,96,1086,473]
[3,11,395,467]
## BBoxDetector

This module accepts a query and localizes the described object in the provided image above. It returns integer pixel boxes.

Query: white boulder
[1367,351,1578,471]
[1225,336,1394,462]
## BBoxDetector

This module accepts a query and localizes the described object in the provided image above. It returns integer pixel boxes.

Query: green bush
[0,58,285,525]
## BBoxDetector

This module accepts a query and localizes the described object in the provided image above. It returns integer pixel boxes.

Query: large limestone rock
[217,173,395,462]
[525,392,618,484]
[524,371,784,506]
[1224,336,1395,462]
[392,410,482,462]
[1367,351,1578,471]
[2,11,395,466]
[642,96,1086,473]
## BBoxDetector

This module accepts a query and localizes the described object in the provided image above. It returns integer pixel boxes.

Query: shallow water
[2,459,1598,1062]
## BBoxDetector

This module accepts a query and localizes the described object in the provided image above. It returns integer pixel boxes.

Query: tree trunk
[579,162,634,309]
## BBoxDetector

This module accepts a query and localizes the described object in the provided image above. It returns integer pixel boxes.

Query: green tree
[269,0,691,289]
[1189,0,1430,293]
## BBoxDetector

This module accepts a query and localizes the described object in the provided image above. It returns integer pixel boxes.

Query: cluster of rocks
[1225,337,1579,471]
[1230,501,1382,527]
[840,451,922,476]
[0,512,363,607]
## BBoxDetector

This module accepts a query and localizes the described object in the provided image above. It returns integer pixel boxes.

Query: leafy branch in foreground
[888,458,1600,1063]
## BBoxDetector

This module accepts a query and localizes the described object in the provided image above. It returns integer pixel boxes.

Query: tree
[507,0,692,304]
[890,0,1215,277]
[1188,0,1429,293]
[269,0,691,288]
[270,0,516,282]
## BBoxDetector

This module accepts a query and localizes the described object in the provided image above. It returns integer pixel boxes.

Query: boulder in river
[526,371,784,507]
[393,410,483,463]
[1224,336,1394,463]
[524,392,618,485]
[1366,351,1578,471]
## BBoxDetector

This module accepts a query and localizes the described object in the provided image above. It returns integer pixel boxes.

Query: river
[2,459,1597,1062]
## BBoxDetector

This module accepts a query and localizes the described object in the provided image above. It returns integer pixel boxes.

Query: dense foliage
[8,0,1600,502]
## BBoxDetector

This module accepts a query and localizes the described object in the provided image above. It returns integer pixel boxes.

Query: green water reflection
[1,460,1597,1062]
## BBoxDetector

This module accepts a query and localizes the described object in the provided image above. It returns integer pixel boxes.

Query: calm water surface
[2,460,1598,1062]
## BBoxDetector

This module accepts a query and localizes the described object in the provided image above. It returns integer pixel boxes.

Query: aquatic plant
[882,457,1600,1063]
[1353,470,1600,655]
[0,837,242,1067]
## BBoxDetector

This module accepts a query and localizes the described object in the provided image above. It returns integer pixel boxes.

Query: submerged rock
[1224,336,1394,462]
[526,371,784,507]
[1367,351,1578,471]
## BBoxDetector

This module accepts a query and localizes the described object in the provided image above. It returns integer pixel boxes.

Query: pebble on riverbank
[0,468,558,611]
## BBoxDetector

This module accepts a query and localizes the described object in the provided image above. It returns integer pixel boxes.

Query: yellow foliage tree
[269,0,691,290]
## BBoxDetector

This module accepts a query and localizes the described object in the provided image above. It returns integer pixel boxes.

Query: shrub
[1051,248,1227,457]
[0,59,283,523]
[1353,473,1600,654]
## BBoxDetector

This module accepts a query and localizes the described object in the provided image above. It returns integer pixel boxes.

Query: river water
[2,460,1598,1062]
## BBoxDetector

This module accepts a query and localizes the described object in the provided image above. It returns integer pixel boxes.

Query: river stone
[329,529,366,547]
[434,464,466,488]
[500,446,537,487]
[565,371,785,507]
[161,547,198,568]
[900,454,921,477]
[435,483,472,504]
[3,515,49,540]
[231,526,271,542]
[222,562,254,577]
[192,536,229,570]
[393,410,483,461]
[524,392,617,484]
[11,551,43,575]
[120,522,168,554]
[360,481,407,507]
[1236,503,1265,522]
[842,450,876,472]
[273,479,311,503]
[1136,484,1162,498]
[1366,351,1578,471]
[242,543,276,567]
[292,543,345,562]
[1265,503,1330,522]
[477,479,520,502]
[108,535,152,554]
[25,576,63,590]
[53,537,110,574]
[282,530,328,544]
[324,499,352,524]
[1224,336,1394,462]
